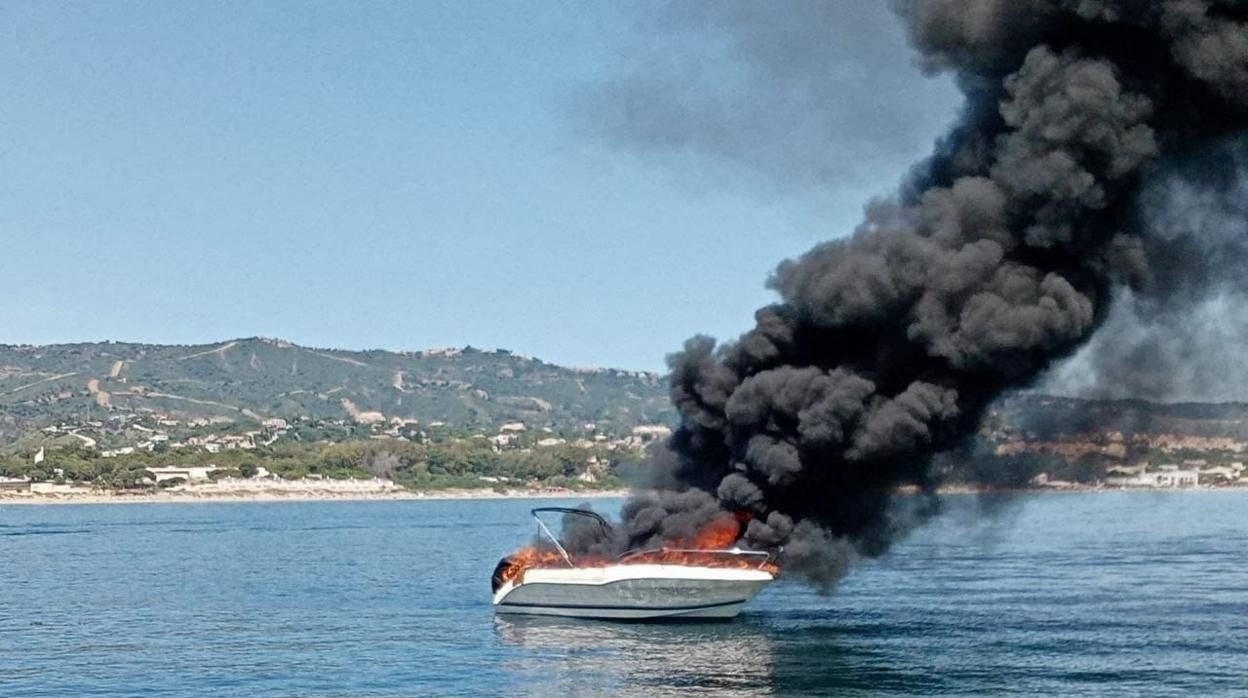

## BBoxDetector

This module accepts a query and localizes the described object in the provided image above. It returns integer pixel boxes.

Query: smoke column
[571,1,1248,587]
[1041,134,1248,402]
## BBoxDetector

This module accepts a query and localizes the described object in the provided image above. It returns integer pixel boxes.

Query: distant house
[1107,466,1199,488]
[1155,468,1199,488]
[354,411,385,425]
[101,447,137,458]
[1198,466,1238,484]
[220,435,254,450]
[500,422,526,433]
[148,466,219,484]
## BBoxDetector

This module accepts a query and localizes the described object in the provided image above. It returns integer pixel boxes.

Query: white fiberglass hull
[492,564,773,620]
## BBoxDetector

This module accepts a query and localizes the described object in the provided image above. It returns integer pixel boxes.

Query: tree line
[0,438,639,491]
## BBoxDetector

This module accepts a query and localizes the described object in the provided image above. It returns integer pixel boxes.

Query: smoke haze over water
[575,1,1248,587]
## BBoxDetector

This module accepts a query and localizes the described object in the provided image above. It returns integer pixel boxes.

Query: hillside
[0,338,673,444]
[984,393,1248,442]
[7,337,1248,463]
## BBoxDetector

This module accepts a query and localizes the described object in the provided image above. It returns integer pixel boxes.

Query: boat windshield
[529,507,613,566]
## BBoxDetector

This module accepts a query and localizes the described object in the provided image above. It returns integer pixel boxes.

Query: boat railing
[616,547,774,570]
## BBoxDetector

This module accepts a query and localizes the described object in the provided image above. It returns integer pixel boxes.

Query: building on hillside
[220,435,254,450]
[1107,464,1199,488]
[101,447,136,458]
[148,466,219,484]
[1198,466,1239,484]
[1156,468,1199,488]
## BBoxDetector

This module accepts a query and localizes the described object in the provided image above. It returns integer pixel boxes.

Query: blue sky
[0,1,959,371]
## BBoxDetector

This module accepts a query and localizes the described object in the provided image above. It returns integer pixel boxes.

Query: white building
[101,446,136,458]
[1155,469,1199,487]
[1106,465,1199,488]
[1198,466,1238,484]
[148,466,219,484]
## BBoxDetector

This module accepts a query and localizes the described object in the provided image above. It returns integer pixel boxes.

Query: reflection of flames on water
[495,513,779,587]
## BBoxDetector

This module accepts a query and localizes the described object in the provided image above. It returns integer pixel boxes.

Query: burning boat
[491,508,776,621]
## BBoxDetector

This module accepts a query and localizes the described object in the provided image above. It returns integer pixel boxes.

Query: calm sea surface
[2,492,1247,696]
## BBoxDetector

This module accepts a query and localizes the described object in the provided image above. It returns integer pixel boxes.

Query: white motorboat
[491,508,775,621]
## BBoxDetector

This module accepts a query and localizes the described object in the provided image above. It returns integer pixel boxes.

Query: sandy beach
[5,480,1245,506]
[0,482,630,506]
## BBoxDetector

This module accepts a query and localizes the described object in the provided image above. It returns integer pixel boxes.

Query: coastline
[4,482,1247,506]
[0,487,632,506]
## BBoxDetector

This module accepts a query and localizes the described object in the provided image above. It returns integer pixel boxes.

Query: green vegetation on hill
[0,338,674,444]
[0,437,641,492]
[7,338,1248,492]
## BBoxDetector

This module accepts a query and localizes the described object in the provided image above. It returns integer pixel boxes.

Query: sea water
[3,492,1247,696]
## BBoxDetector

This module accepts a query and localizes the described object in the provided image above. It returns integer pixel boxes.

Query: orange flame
[495,512,779,586]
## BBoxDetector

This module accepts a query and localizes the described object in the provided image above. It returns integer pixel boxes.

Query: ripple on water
[2,493,1247,696]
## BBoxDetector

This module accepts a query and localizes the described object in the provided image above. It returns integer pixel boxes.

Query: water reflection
[495,615,778,696]
[494,600,935,696]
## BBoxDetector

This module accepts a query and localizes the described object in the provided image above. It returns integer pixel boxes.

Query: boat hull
[493,564,773,621]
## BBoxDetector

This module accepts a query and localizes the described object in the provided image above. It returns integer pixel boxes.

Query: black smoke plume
[1041,134,1248,401]
[574,1,1248,587]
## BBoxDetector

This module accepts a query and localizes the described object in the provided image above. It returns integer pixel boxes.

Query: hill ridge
[0,338,673,444]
